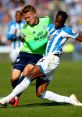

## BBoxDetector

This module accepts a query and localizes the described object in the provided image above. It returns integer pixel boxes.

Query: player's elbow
[29,46,37,51]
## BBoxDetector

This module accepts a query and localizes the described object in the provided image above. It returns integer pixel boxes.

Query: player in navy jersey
[7,10,25,65]
[0,10,82,106]
[3,5,50,107]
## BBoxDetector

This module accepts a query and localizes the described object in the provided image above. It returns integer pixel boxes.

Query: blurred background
[0,0,82,61]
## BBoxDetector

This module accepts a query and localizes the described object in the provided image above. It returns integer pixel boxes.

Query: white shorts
[37,53,60,81]
[9,48,20,63]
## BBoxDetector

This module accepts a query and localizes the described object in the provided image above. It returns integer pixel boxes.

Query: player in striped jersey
[7,10,25,65]
[1,11,82,107]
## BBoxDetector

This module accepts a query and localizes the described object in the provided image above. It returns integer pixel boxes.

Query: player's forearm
[76,35,82,42]
[27,38,48,50]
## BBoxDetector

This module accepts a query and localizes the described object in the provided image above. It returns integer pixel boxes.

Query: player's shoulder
[47,24,55,33]
[63,26,78,36]
[48,23,55,27]
[63,26,72,33]
[47,23,55,29]
[22,23,28,29]
[39,16,50,22]
[39,16,50,19]
[8,20,16,26]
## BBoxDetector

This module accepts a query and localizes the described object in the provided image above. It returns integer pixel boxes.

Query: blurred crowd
[0,0,82,52]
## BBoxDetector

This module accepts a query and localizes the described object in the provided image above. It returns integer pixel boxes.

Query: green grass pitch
[0,60,82,117]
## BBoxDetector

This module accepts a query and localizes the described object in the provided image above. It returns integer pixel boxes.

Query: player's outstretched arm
[27,38,48,51]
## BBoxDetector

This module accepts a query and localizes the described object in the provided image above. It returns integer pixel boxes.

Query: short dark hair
[16,10,22,15]
[56,10,68,23]
[22,5,36,14]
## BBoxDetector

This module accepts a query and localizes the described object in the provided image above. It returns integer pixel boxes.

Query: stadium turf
[0,60,82,117]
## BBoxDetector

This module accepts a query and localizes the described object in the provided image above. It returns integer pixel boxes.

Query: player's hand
[20,36,25,42]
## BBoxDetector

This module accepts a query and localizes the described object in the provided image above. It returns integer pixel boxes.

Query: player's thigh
[23,64,34,76]
[11,69,22,80]
[36,78,49,96]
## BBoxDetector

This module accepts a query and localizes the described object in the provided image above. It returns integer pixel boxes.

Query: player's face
[23,11,38,26]
[55,15,65,29]
[16,12,22,23]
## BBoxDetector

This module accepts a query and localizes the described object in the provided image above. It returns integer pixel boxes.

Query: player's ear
[34,13,37,17]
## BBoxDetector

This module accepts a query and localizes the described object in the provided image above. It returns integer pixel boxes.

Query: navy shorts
[13,52,43,72]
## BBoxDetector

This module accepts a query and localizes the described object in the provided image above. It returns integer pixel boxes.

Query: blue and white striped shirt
[7,20,25,49]
[45,24,78,55]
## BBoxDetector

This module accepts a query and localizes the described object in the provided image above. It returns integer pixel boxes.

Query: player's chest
[27,24,47,39]
[48,29,61,41]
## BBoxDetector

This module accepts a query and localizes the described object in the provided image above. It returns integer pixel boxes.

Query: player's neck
[33,17,39,26]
